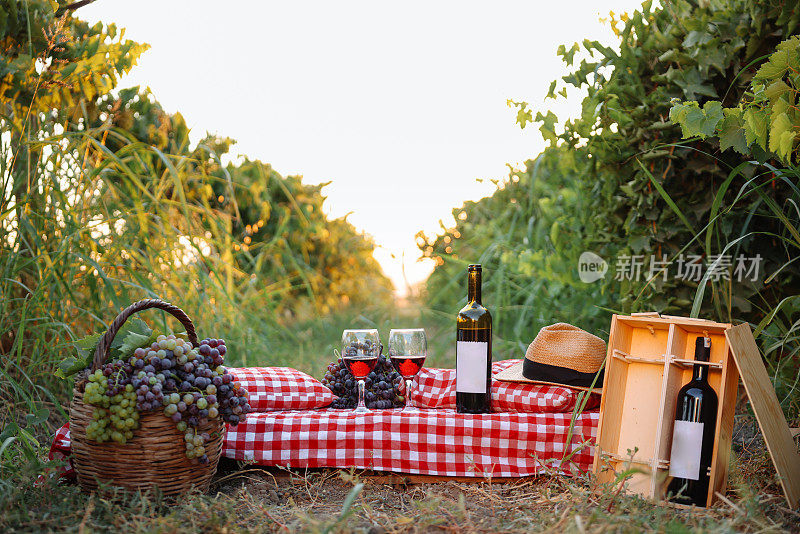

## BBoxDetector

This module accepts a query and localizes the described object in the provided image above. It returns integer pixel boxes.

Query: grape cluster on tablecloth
[322,352,405,409]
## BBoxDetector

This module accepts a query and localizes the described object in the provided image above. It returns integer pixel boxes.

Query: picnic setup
[43,292,800,514]
[4,0,800,532]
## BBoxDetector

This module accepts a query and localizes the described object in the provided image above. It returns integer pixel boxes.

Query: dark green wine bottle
[667,336,718,506]
[456,264,492,413]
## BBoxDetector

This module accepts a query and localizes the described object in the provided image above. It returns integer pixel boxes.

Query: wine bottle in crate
[667,336,719,506]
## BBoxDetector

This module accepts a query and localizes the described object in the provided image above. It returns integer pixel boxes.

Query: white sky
[81,0,644,295]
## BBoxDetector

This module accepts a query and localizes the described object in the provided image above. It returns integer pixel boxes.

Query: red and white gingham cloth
[411,360,601,413]
[49,409,597,478]
[228,367,335,411]
[223,408,598,477]
[48,362,601,479]
[221,360,600,477]
[37,422,75,484]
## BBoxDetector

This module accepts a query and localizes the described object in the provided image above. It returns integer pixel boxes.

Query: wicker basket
[70,299,224,496]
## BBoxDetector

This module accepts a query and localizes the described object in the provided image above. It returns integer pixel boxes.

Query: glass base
[401,405,421,413]
[353,405,370,414]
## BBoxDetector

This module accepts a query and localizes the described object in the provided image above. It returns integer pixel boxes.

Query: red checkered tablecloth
[408,360,601,413]
[222,408,598,477]
[49,361,601,479]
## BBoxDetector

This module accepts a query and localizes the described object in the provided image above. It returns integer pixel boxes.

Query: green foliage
[0,0,149,129]
[73,86,392,315]
[423,0,800,414]
[671,35,800,164]
[418,150,610,348]
[668,101,725,139]
[0,0,391,440]
[439,0,800,326]
[667,35,800,415]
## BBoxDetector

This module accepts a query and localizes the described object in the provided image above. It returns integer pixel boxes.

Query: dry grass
[5,434,798,534]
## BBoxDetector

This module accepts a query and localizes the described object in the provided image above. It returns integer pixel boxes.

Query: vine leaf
[118,327,158,358]
[536,110,559,145]
[669,100,724,138]
[755,48,789,80]
[546,80,558,100]
[683,30,713,48]
[674,69,718,100]
[778,130,796,162]
[764,79,791,101]
[54,333,101,379]
[743,107,768,148]
[718,111,748,154]
[768,112,792,155]
[670,35,799,164]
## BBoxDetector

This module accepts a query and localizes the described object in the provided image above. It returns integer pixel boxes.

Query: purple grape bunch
[322,350,405,409]
[83,334,251,464]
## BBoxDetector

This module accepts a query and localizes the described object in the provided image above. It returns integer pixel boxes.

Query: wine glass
[388,329,427,413]
[341,329,380,413]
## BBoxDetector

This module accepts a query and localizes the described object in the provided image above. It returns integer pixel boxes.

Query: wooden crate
[593,313,739,506]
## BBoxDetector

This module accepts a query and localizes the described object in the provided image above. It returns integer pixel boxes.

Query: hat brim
[494,360,603,393]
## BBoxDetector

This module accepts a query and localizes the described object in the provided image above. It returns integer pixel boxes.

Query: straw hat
[494,323,607,392]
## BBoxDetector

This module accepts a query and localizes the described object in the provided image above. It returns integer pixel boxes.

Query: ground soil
[205,412,800,533]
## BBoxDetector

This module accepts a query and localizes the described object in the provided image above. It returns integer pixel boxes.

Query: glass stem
[357,379,366,409]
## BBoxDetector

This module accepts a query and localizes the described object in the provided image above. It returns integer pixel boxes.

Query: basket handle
[92,299,198,371]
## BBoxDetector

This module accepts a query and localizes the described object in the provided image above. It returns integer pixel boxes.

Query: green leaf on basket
[54,356,82,379]
[77,332,102,363]
[117,322,157,358]
[55,332,102,379]
[109,318,151,352]
[74,332,102,352]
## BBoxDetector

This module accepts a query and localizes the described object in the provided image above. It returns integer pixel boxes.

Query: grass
[2,436,798,533]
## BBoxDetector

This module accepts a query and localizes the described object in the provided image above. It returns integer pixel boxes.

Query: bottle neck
[468,270,482,304]
[692,364,707,382]
[692,337,710,382]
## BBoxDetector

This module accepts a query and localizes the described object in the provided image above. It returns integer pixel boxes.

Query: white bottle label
[669,420,704,480]
[456,341,488,393]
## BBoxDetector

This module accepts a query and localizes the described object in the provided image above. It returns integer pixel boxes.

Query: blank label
[456,341,488,393]
[669,420,704,480]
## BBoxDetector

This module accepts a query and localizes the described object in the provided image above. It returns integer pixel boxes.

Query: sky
[80,0,645,295]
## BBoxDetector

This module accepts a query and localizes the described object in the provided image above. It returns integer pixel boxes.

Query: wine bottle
[667,336,718,506]
[456,264,492,413]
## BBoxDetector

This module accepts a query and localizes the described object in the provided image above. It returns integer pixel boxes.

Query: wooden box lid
[726,324,800,508]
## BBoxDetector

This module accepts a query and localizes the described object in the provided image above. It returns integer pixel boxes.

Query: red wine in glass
[342,330,380,413]
[343,356,378,379]
[388,328,427,413]
[391,355,426,379]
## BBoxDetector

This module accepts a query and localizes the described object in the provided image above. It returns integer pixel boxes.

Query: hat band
[522,358,604,388]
